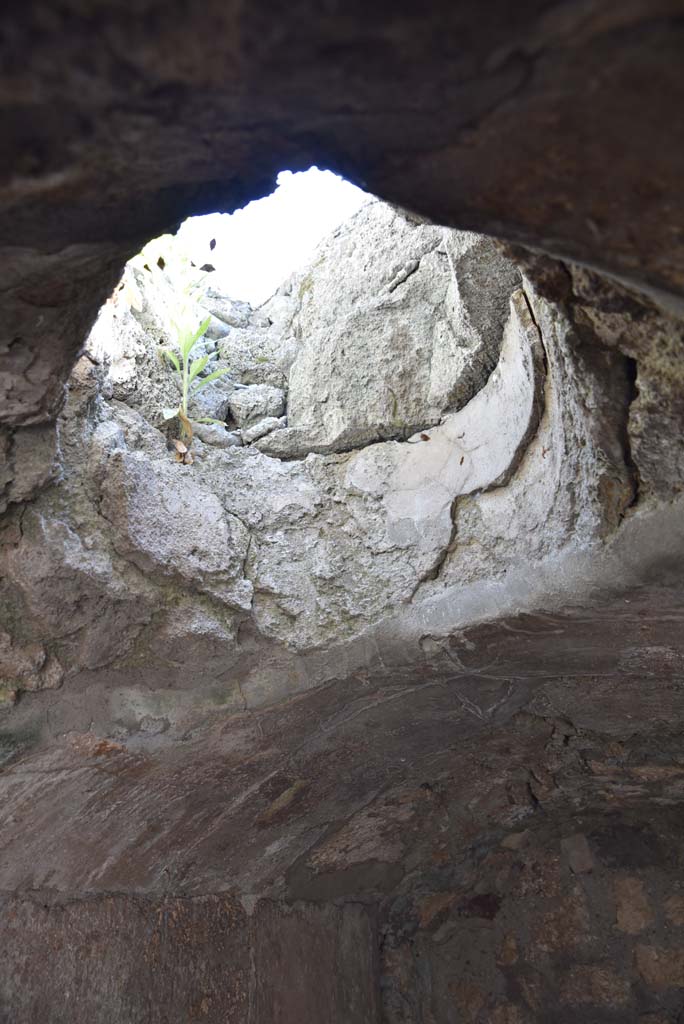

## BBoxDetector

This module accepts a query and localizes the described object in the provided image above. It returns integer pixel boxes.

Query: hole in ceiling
[176,167,369,307]
[86,164,518,460]
[15,160,605,671]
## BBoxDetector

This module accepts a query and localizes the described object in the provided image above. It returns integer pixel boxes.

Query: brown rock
[631,765,684,781]
[450,979,486,1022]
[253,901,379,1023]
[0,685,17,708]
[560,965,631,1007]
[635,946,684,988]
[489,1003,527,1024]
[561,833,594,874]
[501,831,529,851]
[256,779,308,826]
[0,632,44,679]
[497,933,519,966]
[614,876,654,934]
[518,972,543,1012]
[418,891,457,929]
[664,894,684,927]
[533,886,591,954]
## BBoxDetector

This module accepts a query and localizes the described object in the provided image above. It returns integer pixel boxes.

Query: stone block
[614,875,654,934]
[253,901,379,1023]
[664,894,684,926]
[635,945,684,988]
[228,384,285,427]
[561,833,594,874]
[560,965,631,1007]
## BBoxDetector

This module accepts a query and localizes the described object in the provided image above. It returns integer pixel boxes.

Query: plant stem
[179,353,191,439]
[182,354,189,418]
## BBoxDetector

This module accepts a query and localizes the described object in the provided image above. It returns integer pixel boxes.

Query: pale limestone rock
[216,326,292,388]
[101,450,253,612]
[242,416,286,444]
[343,289,545,567]
[203,314,232,341]
[1,508,156,669]
[188,380,237,424]
[228,384,286,427]
[0,423,61,513]
[0,206,649,678]
[87,270,238,429]
[257,201,520,458]
[200,291,254,328]
[147,599,239,667]
[193,423,242,448]
[169,288,545,650]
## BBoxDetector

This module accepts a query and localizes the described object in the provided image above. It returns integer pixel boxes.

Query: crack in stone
[258,420,445,463]
[407,285,548,603]
[406,496,459,602]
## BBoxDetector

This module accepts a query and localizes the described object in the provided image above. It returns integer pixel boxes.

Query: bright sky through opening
[177,168,369,307]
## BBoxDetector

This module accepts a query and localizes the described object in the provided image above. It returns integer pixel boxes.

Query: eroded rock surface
[2,198,683,688]
[2,200,684,1023]
[257,202,520,457]
[1,204,658,675]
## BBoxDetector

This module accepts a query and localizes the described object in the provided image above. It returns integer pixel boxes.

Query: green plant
[160,315,230,443]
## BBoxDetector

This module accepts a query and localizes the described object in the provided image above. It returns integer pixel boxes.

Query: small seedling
[160,315,231,445]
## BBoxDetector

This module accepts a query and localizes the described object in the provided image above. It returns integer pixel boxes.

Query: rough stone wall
[0,207,643,692]
[0,897,378,1024]
[4,203,679,696]
[1,204,684,1024]
[1,202,683,712]
[3,844,684,1024]
[3,719,684,1022]
[256,201,520,457]
[3,5,684,1021]
[0,207,526,682]
[381,807,684,1023]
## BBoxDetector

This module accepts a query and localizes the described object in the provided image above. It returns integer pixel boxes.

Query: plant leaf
[193,367,231,390]
[162,406,180,420]
[181,316,211,360]
[160,349,181,373]
[188,354,210,384]
[179,329,195,361]
[194,417,228,426]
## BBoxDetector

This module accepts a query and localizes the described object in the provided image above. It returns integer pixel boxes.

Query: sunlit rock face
[0,202,660,683]
[256,201,521,457]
